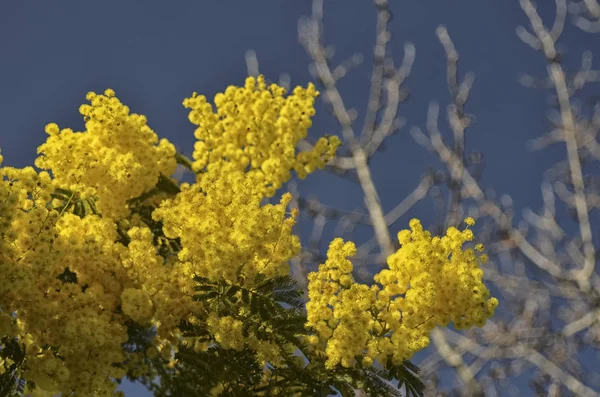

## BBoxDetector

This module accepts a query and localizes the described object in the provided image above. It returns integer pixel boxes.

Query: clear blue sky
[1,0,599,396]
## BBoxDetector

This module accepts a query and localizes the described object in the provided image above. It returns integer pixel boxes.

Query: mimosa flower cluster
[0,76,331,396]
[0,75,497,396]
[35,88,178,220]
[183,75,341,197]
[304,218,498,370]
[151,164,301,286]
[0,165,131,396]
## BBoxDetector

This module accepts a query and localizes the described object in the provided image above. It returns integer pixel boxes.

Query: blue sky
[1,0,599,395]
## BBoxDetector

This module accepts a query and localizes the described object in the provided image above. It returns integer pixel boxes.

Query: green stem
[175,152,195,173]
[157,174,181,195]
[57,190,75,218]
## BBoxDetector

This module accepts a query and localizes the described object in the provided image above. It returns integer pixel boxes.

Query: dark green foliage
[0,337,27,397]
[386,359,426,397]
[2,170,427,396]
[127,272,426,397]
[56,266,78,284]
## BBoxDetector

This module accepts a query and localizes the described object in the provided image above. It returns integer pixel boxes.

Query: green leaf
[194,285,216,292]
[193,291,219,301]
[226,285,241,299]
[385,360,425,397]
[241,289,250,305]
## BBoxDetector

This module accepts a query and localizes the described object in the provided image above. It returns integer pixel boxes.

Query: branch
[299,0,397,259]
[520,0,596,292]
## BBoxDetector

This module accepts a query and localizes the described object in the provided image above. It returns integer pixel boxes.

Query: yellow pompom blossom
[24,353,70,393]
[183,75,341,197]
[0,164,200,396]
[252,339,288,368]
[35,88,178,219]
[152,162,301,286]
[0,75,499,396]
[117,224,206,349]
[0,78,332,396]
[206,313,246,351]
[146,162,308,361]
[0,169,132,395]
[120,287,155,325]
[0,168,208,396]
[210,383,226,396]
[305,219,498,370]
